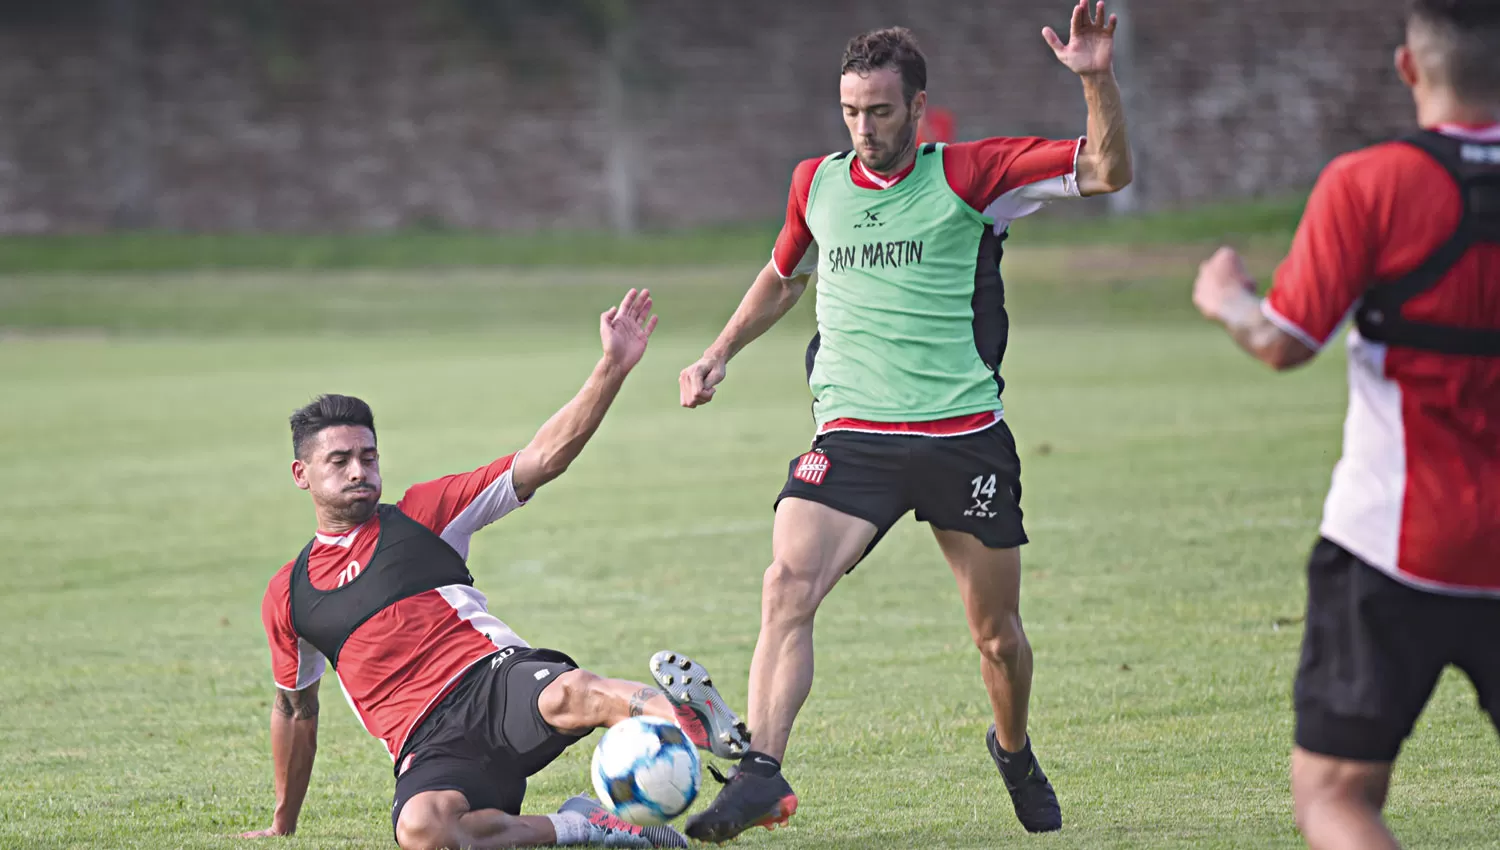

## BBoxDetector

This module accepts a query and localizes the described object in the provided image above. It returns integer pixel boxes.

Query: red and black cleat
[648,651,750,760]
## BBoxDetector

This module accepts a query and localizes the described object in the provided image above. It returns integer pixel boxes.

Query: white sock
[547,811,593,846]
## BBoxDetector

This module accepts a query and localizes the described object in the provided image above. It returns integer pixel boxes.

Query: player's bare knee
[1291,749,1389,828]
[1291,778,1347,838]
[395,803,462,850]
[974,615,1027,666]
[537,668,598,729]
[1291,787,1322,838]
[762,558,823,626]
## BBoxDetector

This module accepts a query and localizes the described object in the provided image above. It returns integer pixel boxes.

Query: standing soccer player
[1192,3,1500,849]
[675,2,1132,840]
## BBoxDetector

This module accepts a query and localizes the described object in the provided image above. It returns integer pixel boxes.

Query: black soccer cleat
[558,796,688,848]
[987,726,1062,833]
[684,764,799,844]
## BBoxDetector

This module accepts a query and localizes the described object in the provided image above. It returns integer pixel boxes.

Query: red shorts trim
[818,411,1001,438]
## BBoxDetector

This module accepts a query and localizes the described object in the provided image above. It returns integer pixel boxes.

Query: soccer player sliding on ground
[1193,3,1500,848]
[677,1,1133,841]
[240,289,749,850]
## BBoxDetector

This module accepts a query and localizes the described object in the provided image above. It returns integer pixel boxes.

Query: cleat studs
[663,675,674,686]
[702,676,712,687]
[664,653,677,663]
[682,676,693,685]
[678,658,691,670]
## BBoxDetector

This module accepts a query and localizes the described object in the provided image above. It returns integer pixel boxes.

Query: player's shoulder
[1323,139,1449,186]
[398,453,520,529]
[944,136,1062,157]
[791,155,833,183]
[785,155,838,208]
[1315,138,1457,216]
[940,136,1079,179]
[402,453,518,498]
[946,135,1030,149]
[264,560,295,595]
[261,560,296,623]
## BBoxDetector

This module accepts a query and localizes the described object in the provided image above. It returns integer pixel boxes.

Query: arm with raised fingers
[1045,0,1133,195]
[512,288,659,501]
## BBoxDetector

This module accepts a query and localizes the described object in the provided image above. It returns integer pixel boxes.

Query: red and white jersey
[260,455,529,758]
[1264,123,1500,595]
[774,136,1083,438]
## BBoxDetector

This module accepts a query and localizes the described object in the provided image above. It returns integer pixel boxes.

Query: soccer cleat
[683,764,798,844]
[558,796,687,848]
[648,650,750,760]
[986,726,1062,833]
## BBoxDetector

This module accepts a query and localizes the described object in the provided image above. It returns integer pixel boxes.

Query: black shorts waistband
[395,647,517,768]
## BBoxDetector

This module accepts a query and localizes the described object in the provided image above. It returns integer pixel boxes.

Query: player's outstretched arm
[1045,0,1133,196]
[1193,247,1316,371]
[679,260,810,408]
[511,288,658,501]
[240,681,320,839]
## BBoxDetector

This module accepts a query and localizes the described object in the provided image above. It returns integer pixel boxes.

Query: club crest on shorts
[793,450,830,486]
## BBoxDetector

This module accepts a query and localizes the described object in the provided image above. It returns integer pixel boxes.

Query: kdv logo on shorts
[966,474,1000,519]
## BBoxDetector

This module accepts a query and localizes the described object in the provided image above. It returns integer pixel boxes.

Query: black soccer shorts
[391,647,588,833]
[1293,539,1500,762]
[775,421,1028,567]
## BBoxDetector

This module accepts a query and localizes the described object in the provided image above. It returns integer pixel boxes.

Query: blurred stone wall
[0,0,1413,233]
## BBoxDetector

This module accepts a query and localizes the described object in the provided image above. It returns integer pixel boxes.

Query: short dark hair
[841,27,927,104]
[1410,0,1500,102]
[289,394,376,459]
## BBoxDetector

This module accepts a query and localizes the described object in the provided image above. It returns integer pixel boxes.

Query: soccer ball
[590,715,701,826]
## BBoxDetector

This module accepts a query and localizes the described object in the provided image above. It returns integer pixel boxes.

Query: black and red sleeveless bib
[288,504,474,669]
[1354,130,1500,356]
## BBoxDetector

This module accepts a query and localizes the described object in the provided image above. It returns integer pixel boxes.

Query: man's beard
[330,487,379,525]
[860,118,918,173]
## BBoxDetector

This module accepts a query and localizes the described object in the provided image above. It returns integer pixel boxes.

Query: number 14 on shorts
[966,474,1000,519]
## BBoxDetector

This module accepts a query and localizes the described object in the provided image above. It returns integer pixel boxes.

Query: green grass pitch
[1,235,1495,849]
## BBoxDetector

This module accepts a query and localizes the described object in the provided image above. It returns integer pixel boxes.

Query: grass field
[2,224,1497,849]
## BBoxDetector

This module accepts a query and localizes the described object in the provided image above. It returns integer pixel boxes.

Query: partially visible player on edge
[1192,3,1500,848]
[240,289,750,850]
[676,2,1132,841]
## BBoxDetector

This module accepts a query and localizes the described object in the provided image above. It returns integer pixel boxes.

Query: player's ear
[1394,45,1419,89]
[910,90,927,123]
[291,458,311,491]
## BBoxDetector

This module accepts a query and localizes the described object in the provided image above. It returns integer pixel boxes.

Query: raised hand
[600,288,659,371]
[1043,0,1118,77]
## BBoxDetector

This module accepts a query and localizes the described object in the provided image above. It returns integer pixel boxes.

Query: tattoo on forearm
[628,687,661,717]
[274,688,320,720]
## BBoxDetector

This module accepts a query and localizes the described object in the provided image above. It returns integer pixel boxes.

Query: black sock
[739,750,782,777]
[993,734,1032,782]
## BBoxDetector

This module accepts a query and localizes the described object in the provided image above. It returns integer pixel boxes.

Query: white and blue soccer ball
[590,715,701,826]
